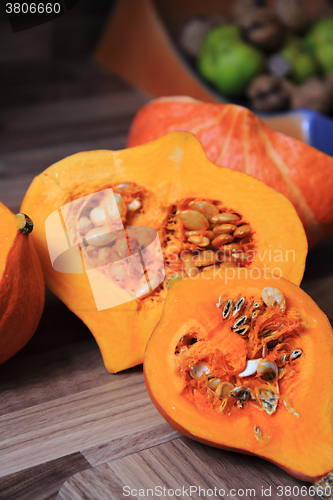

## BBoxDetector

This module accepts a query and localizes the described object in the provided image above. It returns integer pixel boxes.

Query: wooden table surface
[1,59,333,500]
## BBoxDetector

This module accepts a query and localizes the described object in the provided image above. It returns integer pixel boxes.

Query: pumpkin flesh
[144,271,333,482]
[21,132,307,372]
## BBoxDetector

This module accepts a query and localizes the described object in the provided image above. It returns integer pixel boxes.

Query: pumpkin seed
[187,235,210,247]
[234,325,250,336]
[234,224,251,239]
[182,251,199,277]
[90,207,107,227]
[222,299,233,319]
[216,382,234,398]
[210,212,241,224]
[98,246,118,266]
[109,262,127,282]
[114,183,134,193]
[105,192,127,220]
[114,238,130,258]
[257,360,278,381]
[233,297,245,316]
[208,378,221,390]
[229,386,253,407]
[238,358,262,377]
[190,362,210,379]
[233,315,248,329]
[220,399,228,412]
[85,227,117,247]
[231,252,250,263]
[78,216,94,236]
[188,200,219,219]
[254,426,262,440]
[193,250,218,267]
[128,199,141,211]
[258,387,279,415]
[177,210,210,231]
[290,349,302,361]
[212,234,234,248]
[262,286,286,312]
[204,230,215,240]
[212,223,237,235]
[222,242,241,254]
[280,354,287,365]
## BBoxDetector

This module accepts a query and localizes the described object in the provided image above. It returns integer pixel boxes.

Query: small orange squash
[144,270,333,482]
[128,96,333,247]
[0,203,45,364]
[21,132,307,372]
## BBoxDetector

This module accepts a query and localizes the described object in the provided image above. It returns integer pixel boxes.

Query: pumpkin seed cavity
[165,198,255,280]
[72,189,255,301]
[175,287,305,419]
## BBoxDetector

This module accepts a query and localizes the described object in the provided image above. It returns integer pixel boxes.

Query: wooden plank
[1,92,144,135]
[57,463,124,500]
[0,372,168,477]
[58,439,319,500]
[0,452,91,500]
[82,423,179,467]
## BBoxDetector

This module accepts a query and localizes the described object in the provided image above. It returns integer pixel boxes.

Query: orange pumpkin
[144,270,333,482]
[0,203,45,364]
[128,96,333,247]
[21,132,307,372]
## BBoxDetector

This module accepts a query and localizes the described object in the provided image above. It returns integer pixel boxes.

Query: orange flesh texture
[144,271,333,482]
[127,97,333,247]
[21,132,307,373]
[0,203,45,364]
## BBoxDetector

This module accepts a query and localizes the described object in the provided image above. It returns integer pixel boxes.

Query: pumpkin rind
[144,270,333,482]
[127,96,333,247]
[0,203,45,364]
[21,132,307,373]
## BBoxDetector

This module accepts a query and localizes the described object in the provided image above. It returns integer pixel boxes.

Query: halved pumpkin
[21,132,307,372]
[144,270,333,482]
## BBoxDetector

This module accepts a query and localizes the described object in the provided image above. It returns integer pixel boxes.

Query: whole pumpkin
[0,203,45,364]
[128,96,333,247]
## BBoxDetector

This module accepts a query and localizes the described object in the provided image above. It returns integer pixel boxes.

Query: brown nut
[238,8,284,51]
[247,75,291,112]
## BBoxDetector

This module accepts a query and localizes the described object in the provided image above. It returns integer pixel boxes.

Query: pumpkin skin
[144,270,333,482]
[0,203,45,364]
[21,132,307,373]
[127,96,333,247]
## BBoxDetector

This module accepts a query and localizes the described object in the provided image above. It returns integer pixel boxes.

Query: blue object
[302,110,333,157]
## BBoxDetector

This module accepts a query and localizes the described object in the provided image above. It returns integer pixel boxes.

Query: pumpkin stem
[16,213,34,235]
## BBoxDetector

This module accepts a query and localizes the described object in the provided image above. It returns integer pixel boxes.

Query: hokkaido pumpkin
[144,270,333,482]
[0,203,45,364]
[127,96,333,247]
[21,132,307,373]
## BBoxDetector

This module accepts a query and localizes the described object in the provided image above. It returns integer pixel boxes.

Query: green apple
[198,28,265,96]
[316,43,333,74]
[306,17,333,50]
[281,38,318,83]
